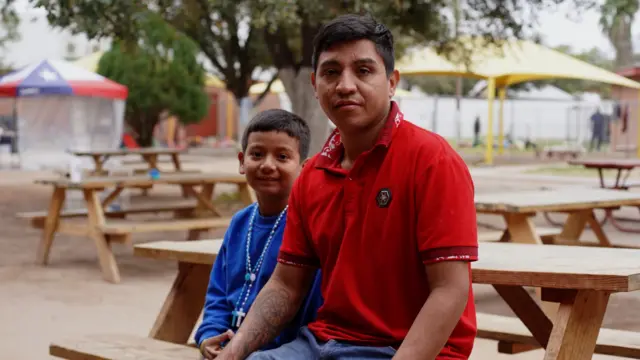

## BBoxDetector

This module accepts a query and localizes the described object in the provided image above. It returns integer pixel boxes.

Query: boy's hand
[200,329,235,359]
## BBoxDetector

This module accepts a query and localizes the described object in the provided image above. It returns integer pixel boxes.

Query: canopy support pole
[498,87,507,155]
[637,91,640,159]
[485,78,496,165]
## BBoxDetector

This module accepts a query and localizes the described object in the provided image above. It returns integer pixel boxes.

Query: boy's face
[239,131,302,199]
[311,39,399,133]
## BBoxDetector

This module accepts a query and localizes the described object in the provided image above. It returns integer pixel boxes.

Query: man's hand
[200,329,235,359]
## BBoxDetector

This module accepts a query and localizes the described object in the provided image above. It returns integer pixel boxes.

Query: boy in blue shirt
[195,109,323,359]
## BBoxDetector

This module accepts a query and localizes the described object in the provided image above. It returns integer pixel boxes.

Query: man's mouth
[334,100,361,108]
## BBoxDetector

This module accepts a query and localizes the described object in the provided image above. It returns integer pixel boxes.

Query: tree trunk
[279,67,329,157]
[611,19,634,69]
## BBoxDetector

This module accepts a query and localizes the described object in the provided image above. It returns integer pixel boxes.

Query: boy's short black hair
[241,109,311,160]
[312,14,395,76]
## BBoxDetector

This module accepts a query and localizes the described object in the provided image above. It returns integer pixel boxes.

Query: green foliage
[97,13,208,146]
[0,1,20,69]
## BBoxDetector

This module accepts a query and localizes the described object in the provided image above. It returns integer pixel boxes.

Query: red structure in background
[185,88,221,140]
[611,66,640,154]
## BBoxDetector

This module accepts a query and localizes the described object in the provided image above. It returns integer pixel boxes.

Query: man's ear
[388,69,400,98]
[311,72,318,99]
[238,152,245,174]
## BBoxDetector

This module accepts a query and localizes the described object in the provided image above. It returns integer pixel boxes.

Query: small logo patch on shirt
[376,188,392,208]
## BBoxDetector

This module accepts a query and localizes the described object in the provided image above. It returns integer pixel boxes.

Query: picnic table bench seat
[16,200,198,229]
[478,226,561,242]
[50,334,199,360]
[99,217,232,243]
[477,313,640,358]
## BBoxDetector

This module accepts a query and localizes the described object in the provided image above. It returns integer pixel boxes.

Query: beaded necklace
[231,203,288,329]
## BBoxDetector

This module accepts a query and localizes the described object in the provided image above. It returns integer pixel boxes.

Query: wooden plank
[49,334,199,360]
[475,188,640,213]
[569,158,640,170]
[16,199,198,220]
[477,313,640,359]
[100,217,231,235]
[478,227,561,242]
[134,239,223,265]
[474,243,640,292]
[68,147,187,156]
[35,172,247,189]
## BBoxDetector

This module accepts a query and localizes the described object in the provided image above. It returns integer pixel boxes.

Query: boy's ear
[301,157,309,168]
[238,152,245,174]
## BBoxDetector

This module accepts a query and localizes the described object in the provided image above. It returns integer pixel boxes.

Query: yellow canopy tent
[397,39,640,164]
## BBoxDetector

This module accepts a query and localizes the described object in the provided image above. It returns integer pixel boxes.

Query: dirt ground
[2,165,640,359]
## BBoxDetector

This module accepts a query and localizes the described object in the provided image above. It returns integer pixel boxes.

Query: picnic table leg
[83,189,120,283]
[543,290,610,360]
[36,186,66,265]
[185,183,216,241]
[170,153,182,171]
[503,213,543,244]
[558,210,611,246]
[149,262,211,344]
[503,213,557,317]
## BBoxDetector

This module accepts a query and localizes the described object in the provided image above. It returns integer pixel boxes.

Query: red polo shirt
[278,101,478,358]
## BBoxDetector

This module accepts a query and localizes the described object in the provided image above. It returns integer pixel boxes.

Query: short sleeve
[277,176,320,268]
[416,149,478,265]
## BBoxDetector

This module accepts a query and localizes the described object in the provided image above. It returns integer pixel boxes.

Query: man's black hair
[241,109,311,160]
[312,14,395,76]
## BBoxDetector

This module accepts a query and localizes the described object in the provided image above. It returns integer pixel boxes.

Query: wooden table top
[475,188,640,213]
[568,158,640,169]
[134,240,640,293]
[68,148,186,156]
[36,172,247,189]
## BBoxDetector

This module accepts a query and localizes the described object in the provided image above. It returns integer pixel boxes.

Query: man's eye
[359,67,371,74]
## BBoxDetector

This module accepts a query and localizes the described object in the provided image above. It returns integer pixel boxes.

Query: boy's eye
[324,69,338,76]
[278,153,289,161]
[359,67,371,75]
[250,151,263,157]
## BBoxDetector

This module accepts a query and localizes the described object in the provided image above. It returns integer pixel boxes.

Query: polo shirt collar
[316,101,404,169]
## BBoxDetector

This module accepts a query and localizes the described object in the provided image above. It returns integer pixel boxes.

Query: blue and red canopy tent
[0,59,128,169]
[0,59,127,99]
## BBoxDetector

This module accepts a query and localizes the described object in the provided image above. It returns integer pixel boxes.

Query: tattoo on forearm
[232,286,299,358]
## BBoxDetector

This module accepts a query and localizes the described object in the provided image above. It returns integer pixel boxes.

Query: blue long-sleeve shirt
[195,203,323,349]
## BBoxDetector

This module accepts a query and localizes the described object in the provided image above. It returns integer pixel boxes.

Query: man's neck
[340,105,391,170]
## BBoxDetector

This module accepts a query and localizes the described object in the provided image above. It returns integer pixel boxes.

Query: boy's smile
[239,131,302,215]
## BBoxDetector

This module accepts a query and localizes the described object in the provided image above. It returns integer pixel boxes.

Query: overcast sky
[3,0,637,69]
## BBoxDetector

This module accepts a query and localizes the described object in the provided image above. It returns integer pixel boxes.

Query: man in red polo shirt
[216,13,478,360]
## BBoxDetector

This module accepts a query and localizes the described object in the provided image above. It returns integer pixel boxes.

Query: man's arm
[216,263,317,360]
[393,261,471,359]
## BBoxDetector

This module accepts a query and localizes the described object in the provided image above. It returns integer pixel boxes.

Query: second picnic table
[133,239,640,360]
[27,172,255,283]
[68,147,187,174]
[475,187,640,247]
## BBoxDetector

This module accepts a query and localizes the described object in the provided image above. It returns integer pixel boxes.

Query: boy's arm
[216,263,317,360]
[195,235,233,346]
[401,148,478,359]
[393,261,470,359]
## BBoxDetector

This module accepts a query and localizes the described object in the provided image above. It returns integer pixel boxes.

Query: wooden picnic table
[31,172,255,283]
[475,187,640,247]
[133,240,640,360]
[567,158,640,233]
[568,158,640,190]
[68,147,187,173]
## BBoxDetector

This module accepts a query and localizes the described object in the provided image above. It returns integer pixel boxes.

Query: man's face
[312,39,399,133]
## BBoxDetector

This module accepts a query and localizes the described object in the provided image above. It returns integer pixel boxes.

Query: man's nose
[336,73,357,95]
